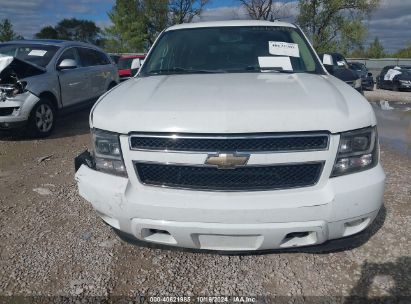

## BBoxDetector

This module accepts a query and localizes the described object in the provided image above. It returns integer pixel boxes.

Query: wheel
[27,98,56,138]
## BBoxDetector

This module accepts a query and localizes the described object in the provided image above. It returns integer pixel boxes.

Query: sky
[0,0,410,53]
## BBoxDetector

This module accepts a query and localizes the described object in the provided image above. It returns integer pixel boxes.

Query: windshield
[0,44,59,68]
[141,26,323,76]
[118,58,135,70]
[349,63,365,72]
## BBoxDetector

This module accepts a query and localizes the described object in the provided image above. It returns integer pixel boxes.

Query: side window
[57,48,78,66]
[96,51,110,65]
[77,48,110,66]
[77,47,97,67]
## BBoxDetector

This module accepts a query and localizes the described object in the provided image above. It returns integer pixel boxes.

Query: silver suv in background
[0,40,119,137]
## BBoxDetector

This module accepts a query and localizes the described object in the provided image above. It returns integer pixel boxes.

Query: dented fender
[75,164,129,220]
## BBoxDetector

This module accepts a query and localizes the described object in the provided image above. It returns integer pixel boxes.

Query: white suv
[75,21,385,251]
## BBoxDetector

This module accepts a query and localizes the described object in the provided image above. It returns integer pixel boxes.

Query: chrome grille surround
[129,132,330,191]
[129,132,330,153]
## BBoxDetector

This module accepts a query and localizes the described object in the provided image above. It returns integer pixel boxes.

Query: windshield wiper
[146,67,225,75]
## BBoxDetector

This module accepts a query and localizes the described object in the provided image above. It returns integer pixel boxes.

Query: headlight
[92,129,127,177]
[0,81,27,99]
[331,127,379,177]
[399,80,410,84]
[354,78,362,88]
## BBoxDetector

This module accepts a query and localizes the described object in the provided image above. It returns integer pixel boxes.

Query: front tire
[27,98,56,138]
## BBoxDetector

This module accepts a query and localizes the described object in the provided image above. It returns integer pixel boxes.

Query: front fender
[24,73,61,107]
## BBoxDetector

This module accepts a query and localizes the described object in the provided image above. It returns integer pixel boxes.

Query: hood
[91,73,376,134]
[0,55,45,84]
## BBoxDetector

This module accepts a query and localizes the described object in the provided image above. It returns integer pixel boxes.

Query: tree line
[1,0,410,58]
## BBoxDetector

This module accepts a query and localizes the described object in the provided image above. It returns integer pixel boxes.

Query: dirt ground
[0,101,410,302]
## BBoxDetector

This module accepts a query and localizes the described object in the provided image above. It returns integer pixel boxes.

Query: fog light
[12,107,21,116]
[343,217,370,237]
[345,218,365,227]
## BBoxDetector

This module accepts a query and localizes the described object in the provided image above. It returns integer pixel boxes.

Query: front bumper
[361,78,374,90]
[0,91,40,129]
[75,159,385,251]
[398,82,411,90]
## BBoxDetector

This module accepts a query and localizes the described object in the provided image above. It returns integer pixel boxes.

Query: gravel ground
[0,103,410,302]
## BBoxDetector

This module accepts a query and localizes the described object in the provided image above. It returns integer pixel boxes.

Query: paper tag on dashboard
[258,56,293,71]
[28,50,47,56]
[269,41,300,57]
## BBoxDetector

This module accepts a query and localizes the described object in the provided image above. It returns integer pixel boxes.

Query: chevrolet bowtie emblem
[205,153,249,169]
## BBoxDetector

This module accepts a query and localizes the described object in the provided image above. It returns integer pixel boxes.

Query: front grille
[0,107,15,116]
[129,133,329,153]
[135,162,324,191]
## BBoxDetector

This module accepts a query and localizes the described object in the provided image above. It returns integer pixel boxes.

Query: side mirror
[57,59,77,70]
[322,54,333,66]
[368,72,373,77]
[131,58,141,70]
[130,58,141,76]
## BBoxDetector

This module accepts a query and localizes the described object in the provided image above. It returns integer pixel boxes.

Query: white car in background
[75,21,385,252]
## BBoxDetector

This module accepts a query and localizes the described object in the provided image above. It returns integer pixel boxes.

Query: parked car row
[1,36,407,140]
[345,61,411,92]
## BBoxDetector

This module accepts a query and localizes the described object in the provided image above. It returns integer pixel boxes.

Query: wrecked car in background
[376,65,411,91]
[0,40,118,137]
[348,62,375,91]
